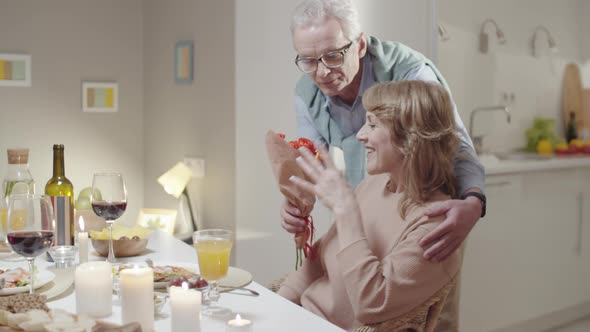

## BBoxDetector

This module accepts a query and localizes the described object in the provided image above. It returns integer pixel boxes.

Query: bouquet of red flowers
[265,130,318,269]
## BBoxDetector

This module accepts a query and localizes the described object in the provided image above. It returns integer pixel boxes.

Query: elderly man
[279,0,486,330]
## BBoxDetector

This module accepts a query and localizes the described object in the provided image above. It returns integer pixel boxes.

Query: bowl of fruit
[167,275,209,304]
[91,225,153,257]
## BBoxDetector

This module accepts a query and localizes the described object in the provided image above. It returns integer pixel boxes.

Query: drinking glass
[91,173,127,264]
[193,229,233,317]
[0,197,8,248]
[6,194,55,294]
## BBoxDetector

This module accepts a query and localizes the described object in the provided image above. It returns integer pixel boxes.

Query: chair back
[353,280,456,332]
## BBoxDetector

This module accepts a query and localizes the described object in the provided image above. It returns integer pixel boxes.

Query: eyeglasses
[295,42,353,73]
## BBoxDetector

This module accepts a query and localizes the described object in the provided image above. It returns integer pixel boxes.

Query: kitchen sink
[477,152,552,164]
[493,152,551,161]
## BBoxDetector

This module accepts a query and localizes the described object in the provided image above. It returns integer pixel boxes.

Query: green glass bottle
[566,112,578,143]
[45,144,75,245]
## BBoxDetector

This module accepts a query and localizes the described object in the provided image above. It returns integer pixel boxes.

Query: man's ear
[358,33,368,58]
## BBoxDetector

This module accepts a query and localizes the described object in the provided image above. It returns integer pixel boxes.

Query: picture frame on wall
[82,81,118,113]
[175,40,193,84]
[137,208,178,235]
[0,53,32,87]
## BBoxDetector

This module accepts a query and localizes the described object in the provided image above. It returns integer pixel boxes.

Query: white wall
[0,0,144,226]
[438,0,587,153]
[142,0,235,235]
[235,0,436,285]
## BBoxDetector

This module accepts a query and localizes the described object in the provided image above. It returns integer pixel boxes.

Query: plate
[0,269,55,296]
[150,262,252,289]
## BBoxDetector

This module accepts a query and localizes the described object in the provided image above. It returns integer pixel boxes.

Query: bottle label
[50,196,73,245]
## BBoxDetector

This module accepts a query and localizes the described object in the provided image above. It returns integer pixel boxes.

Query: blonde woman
[279,81,463,331]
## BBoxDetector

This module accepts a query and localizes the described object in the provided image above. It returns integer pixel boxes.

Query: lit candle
[120,266,154,332]
[170,282,201,332]
[226,314,253,332]
[78,216,88,264]
[75,261,112,317]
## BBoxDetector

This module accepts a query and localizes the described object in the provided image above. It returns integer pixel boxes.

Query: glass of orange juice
[193,229,233,317]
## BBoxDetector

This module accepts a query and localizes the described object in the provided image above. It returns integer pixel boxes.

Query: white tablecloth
[15,231,346,332]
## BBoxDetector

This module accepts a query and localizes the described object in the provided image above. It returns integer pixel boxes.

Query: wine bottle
[566,112,578,143]
[45,144,75,245]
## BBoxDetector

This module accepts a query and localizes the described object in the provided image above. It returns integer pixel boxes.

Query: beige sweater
[278,174,462,331]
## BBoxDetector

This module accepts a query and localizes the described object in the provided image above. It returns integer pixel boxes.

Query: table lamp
[157,162,198,239]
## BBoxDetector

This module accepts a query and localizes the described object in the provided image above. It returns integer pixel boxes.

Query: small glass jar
[48,245,78,268]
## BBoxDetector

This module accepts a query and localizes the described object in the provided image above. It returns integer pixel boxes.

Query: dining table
[1,230,346,332]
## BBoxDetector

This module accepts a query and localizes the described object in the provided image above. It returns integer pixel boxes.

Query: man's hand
[418,196,482,261]
[280,199,308,234]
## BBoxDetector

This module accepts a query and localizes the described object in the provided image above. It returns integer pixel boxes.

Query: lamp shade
[158,162,193,198]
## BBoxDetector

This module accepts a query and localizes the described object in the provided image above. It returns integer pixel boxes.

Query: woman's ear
[358,33,368,58]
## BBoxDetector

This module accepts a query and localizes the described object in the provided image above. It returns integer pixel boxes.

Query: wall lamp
[531,25,557,57]
[479,19,506,54]
[158,161,199,242]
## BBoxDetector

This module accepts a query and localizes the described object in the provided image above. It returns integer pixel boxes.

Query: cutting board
[583,89,590,134]
[562,63,584,135]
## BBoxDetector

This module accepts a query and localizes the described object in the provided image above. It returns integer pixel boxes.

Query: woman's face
[356,112,403,176]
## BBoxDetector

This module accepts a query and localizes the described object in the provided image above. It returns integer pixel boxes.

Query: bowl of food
[91,237,148,257]
[90,224,153,258]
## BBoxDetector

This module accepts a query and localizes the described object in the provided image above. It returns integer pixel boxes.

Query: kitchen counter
[480,153,590,175]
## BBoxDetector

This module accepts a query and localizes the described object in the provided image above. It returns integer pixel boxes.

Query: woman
[278,80,463,331]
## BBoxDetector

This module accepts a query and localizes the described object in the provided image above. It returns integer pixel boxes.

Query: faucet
[469,105,511,154]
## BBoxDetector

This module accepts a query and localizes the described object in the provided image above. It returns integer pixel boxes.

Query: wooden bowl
[91,237,148,257]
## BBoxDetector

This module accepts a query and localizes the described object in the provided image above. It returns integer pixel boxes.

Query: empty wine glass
[6,194,55,294]
[91,173,127,264]
[193,229,233,317]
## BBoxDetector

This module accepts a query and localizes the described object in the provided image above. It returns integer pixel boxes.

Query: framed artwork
[0,53,32,87]
[137,208,177,234]
[175,41,193,84]
[82,81,118,113]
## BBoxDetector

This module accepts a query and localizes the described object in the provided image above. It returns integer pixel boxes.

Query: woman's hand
[289,146,355,214]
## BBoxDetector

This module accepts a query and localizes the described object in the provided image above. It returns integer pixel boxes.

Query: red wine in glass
[7,231,54,258]
[91,201,127,221]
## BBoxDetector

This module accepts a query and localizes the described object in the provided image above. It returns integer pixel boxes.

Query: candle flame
[182,281,189,290]
[79,216,85,232]
[235,314,242,321]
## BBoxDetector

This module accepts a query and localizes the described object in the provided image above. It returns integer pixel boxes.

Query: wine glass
[91,173,127,264]
[193,229,233,317]
[6,194,55,294]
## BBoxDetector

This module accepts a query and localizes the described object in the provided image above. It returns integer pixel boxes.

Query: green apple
[74,197,91,210]
[78,187,102,201]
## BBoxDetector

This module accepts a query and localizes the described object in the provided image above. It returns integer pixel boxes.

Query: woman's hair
[362,80,459,219]
[291,0,361,42]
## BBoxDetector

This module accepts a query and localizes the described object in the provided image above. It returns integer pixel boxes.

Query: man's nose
[315,61,330,76]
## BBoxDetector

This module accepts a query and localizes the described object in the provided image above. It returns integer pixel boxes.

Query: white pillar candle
[78,216,88,264]
[226,314,253,332]
[120,266,154,332]
[75,261,112,318]
[170,282,201,332]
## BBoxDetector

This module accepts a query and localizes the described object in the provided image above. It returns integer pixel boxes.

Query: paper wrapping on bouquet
[265,130,317,269]
[265,130,316,216]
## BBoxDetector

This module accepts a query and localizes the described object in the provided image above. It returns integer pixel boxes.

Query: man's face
[293,17,365,98]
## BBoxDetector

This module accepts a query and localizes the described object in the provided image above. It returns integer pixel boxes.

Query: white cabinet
[460,174,523,331]
[460,168,590,331]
